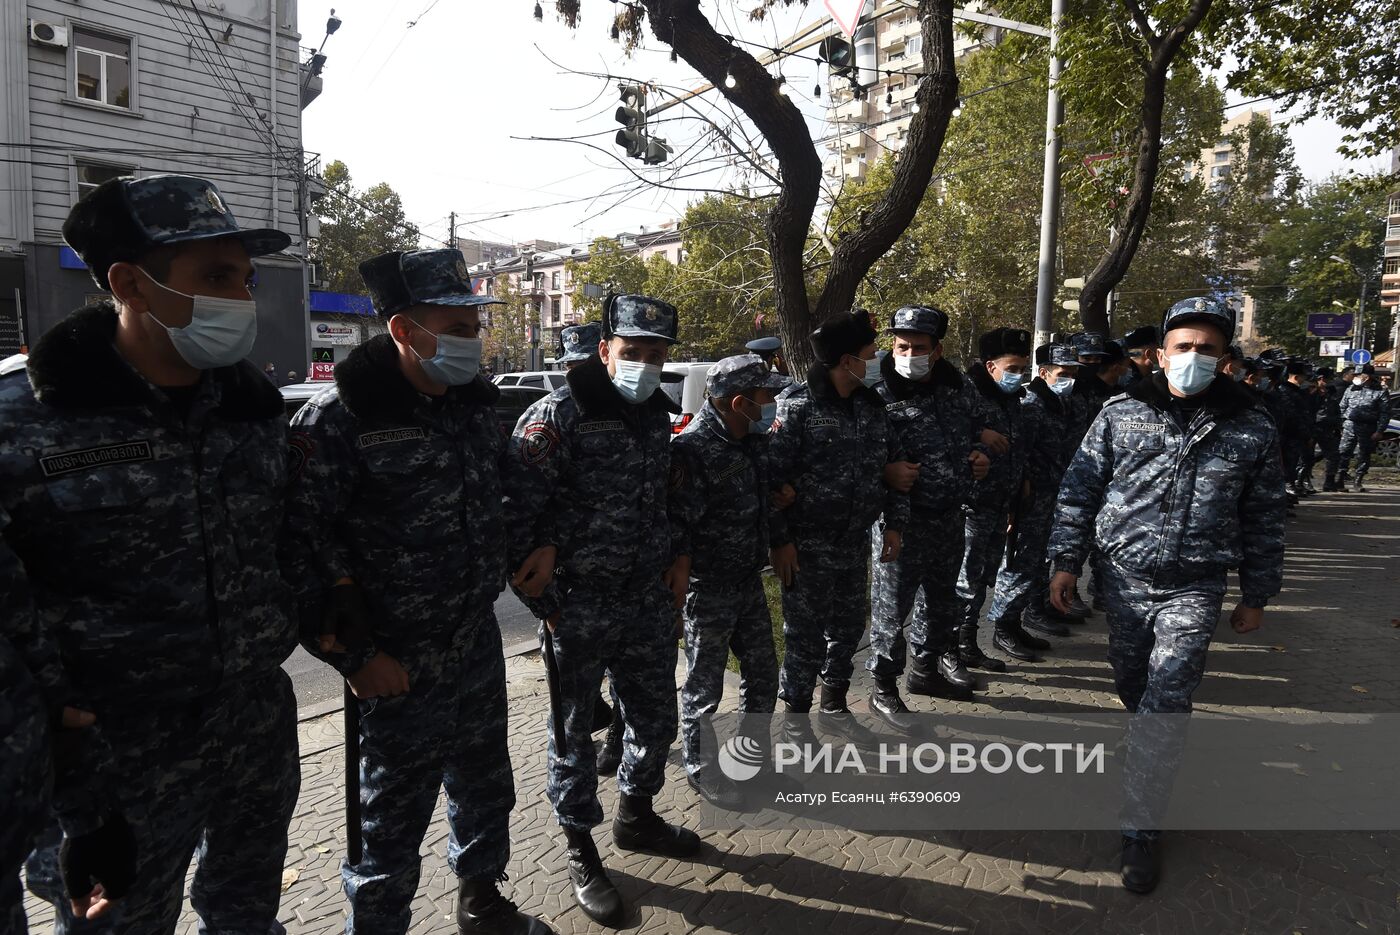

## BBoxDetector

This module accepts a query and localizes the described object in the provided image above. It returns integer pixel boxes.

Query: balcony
[835,98,866,121]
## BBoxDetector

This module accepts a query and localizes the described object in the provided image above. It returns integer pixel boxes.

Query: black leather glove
[320,582,373,654]
[60,814,138,902]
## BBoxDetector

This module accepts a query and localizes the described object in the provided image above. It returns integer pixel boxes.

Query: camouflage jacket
[502,355,681,619]
[1316,381,1343,428]
[1339,381,1389,426]
[1068,366,1116,439]
[281,335,507,674]
[0,632,50,871]
[1276,381,1316,443]
[963,366,1030,511]
[1049,371,1287,607]
[1021,378,1079,498]
[875,354,983,517]
[0,303,295,831]
[668,400,770,582]
[767,363,908,550]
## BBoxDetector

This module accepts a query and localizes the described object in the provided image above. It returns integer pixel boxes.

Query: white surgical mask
[893,353,931,380]
[612,359,662,402]
[409,320,482,386]
[1353,376,1366,386]
[1165,351,1219,396]
[139,268,257,369]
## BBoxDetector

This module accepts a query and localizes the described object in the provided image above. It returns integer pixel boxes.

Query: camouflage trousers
[343,616,513,934]
[1,660,48,935]
[27,671,298,935]
[987,493,1055,625]
[547,579,678,830]
[680,573,778,776]
[1100,562,1227,840]
[867,509,965,678]
[1308,424,1341,484]
[778,534,871,709]
[1338,420,1380,480]
[956,507,1009,627]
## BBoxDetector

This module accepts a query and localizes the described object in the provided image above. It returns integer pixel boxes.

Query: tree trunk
[1079,0,1215,336]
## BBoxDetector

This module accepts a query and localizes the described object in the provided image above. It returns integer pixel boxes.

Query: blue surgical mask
[1049,377,1075,397]
[410,321,482,386]
[746,400,777,435]
[847,356,882,388]
[995,369,1026,394]
[612,359,662,402]
[1165,351,1219,396]
[140,268,257,369]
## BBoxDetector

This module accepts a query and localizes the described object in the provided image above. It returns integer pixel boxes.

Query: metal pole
[1358,277,1368,352]
[1031,0,1065,357]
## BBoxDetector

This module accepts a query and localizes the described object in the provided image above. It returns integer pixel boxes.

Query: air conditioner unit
[29,20,69,49]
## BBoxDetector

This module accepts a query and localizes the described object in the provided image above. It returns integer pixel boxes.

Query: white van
[661,361,717,434]
[493,370,569,393]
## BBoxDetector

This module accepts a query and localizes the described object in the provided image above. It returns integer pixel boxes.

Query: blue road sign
[1349,349,1372,365]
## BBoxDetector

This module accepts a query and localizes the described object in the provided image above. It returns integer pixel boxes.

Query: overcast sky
[298,1,1387,251]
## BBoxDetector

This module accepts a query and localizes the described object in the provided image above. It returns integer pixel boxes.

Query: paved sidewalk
[24,480,1400,933]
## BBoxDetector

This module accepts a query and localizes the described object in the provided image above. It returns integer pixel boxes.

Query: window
[1214,151,1229,162]
[1385,258,1400,276]
[519,376,545,389]
[74,29,132,109]
[906,35,922,57]
[75,160,131,200]
[1212,165,1231,178]
[550,297,561,322]
[551,271,561,290]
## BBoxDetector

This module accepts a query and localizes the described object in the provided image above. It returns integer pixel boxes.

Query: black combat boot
[1065,590,1093,619]
[817,682,881,746]
[992,620,1040,662]
[1119,835,1160,894]
[686,765,744,810]
[1353,476,1367,492]
[563,826,624,927]
[958,623,1006,673]
[457,877,555,934]
[906,653,974,702]
[595,709,623,777]
[1012,616,1052,651]
[936,650,978,692]
[1022,604,1070,638]
[612,793,701,858]
[870,677,919,735]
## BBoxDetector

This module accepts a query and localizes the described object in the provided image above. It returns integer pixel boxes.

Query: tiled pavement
[23,479,1400,933]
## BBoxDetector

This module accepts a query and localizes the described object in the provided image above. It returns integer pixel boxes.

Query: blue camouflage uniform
[280,249,518,934]
[0,633,51,935]
[767,314,908,710]
[957,330,1032,638]
[557,322,602,366]
[868,307,982,680]
[987,345,1081,627]
[1048,298,1287,838]
[503,296,683,831]
[668,355,787,776]
[1338,376,1389,484]
[9,175,299,935]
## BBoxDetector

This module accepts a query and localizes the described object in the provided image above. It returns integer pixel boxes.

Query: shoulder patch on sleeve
[669,460,687,492]
[520,421,560,465]
[289,432,315,481]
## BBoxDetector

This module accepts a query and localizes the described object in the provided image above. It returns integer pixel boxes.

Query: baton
[344,682,362,865]
[541,624,568,757]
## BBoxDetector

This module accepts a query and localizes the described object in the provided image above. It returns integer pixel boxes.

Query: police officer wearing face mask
[766,310,908,748]
[503,294,698,927]
[668,354,788,808]
[280,249,549,934]
[4,175,298,932]
[959,328,1044,663]
[557,322,602,372]
[1311,367,1345,491]
[1337,364,1389,492]
[1120,327,1159,387]
[988,344,1083,643]
[866,306,991,730]
[1048,296,1287,894]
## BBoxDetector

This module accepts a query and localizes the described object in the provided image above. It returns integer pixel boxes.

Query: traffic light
[615,84,648,160]
[818,36,855,79]
[643,137,673,165]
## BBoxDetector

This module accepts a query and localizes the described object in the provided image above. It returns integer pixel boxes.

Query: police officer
[1338,364,1389,492]
[1048,296,1286,893]
[4,174,298,932]
[280,249,548,934]
[1,635,55,935]
[960,328,1044,662]
[1278,360,1318,497]
[1312,367,1345,491]
[1120,326,1159,387]
[767,310,907,744]
[867,306,990,729]
[669,354,787,807]
[989,344,1082,641]
[557,322,602,372]
[746,335,790,377]
[503,294,698,927]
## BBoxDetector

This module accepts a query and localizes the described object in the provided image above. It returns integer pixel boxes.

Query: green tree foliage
[314,160,421,295]
[566,238,650,320]
[1251,175,1390,358]
[482,275,535,374]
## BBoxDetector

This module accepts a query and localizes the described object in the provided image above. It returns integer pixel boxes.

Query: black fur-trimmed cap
[810,310,878,367]
[63,174,291,291]
[978,327,1031,361]
[1121,325,1159,351]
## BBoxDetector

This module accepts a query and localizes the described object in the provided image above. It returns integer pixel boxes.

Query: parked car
[661,361,717,434]
[494,384,550,433]
[279,380,328,421]
[1377,391,1400,463]
[1,352,27,376]
[494,370,568,392]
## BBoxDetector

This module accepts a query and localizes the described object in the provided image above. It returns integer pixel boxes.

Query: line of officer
[1338,363,1389,491]
[745,335,790,378]
[1119,326,1159,388]
[503,295,699,928]
[1277,359,1318,497]
[4,175,300,933]
[866,306,990,729]
[281,249,548,934]
[669,354,788,807]
[1048,296,1287,894]
[766,310,908,747]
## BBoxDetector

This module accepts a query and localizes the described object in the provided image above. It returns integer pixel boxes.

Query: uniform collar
[334,333,498,423]
[1123,368,1257,420]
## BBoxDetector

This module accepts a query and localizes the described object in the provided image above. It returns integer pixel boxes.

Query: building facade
[1197,108,1272,348]
[0,0,316,375]
[1381,146,1399,352]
